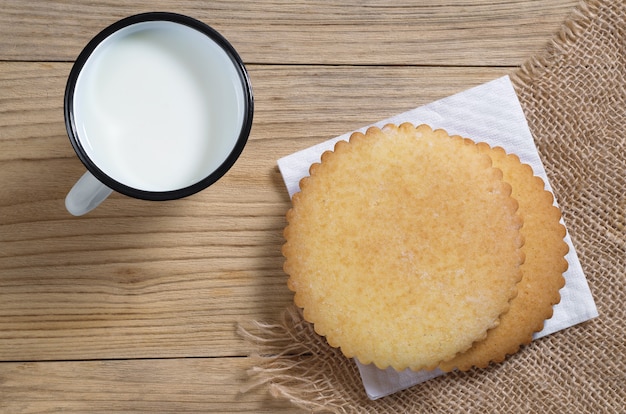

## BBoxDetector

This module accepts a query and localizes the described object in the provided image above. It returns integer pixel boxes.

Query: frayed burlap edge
[511,0,602,88]
[238,305,369,413]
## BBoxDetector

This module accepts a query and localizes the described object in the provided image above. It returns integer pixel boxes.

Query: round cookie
[282,123,524,371]
[438,144,568,372]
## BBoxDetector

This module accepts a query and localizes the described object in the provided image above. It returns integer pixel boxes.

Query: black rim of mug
[64,12,254,201]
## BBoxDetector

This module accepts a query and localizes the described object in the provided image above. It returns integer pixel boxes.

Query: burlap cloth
[241,0,626,411]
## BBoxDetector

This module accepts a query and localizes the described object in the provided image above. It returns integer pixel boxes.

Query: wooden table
[0,1,580,412]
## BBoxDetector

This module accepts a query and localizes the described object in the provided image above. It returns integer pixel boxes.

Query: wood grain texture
[0,0,577,65]
[0,0,579,412]
[0,358,297,413]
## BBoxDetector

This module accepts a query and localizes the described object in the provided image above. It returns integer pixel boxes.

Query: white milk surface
[73,21,245,192]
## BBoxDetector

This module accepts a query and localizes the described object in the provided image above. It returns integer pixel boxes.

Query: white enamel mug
[64,12,253,215]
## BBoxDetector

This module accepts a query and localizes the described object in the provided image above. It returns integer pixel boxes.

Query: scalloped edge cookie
[283,123,524,371]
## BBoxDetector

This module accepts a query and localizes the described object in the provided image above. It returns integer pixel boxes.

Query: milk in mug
[72,21,246,192]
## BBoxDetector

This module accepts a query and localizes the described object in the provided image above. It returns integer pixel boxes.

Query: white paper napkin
[277,76,598,400]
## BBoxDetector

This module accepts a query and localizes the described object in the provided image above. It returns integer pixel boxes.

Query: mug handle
[65,171,113,216]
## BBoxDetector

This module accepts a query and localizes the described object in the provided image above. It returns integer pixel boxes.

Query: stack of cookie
[282,123,568,372]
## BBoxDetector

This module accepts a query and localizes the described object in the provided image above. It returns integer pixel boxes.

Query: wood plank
[0,0,578,66]
[0,61,508,163]
[0,62,508,361]
[0,358,305,413]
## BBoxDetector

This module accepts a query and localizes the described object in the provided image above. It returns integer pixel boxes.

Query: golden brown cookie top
[283,123,524,371]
